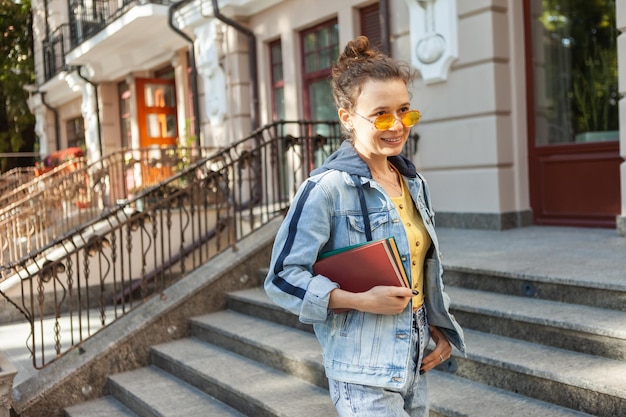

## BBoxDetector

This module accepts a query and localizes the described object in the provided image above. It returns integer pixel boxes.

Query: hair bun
[337,36,379,70]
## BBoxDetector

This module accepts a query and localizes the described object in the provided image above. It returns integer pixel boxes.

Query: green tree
[0,0,36,172]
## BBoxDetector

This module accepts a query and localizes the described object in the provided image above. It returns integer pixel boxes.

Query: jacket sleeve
[264,178,339,324]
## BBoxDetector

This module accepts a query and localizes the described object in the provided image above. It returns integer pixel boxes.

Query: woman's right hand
[329,286,414,314]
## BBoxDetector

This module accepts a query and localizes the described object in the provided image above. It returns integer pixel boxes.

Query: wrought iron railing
[0,121,419,369]
[0,146,209,268]
[0,159,86,222]
[0,166,37,197]
[68,0,179,47]
[42,24,72,81]
[0,121,343,368]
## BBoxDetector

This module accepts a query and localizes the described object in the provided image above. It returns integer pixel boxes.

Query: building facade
[28,0,626,235]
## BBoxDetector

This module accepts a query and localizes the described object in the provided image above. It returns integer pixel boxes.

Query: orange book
[313,237,410,294]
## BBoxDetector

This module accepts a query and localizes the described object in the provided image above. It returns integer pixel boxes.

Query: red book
[313,237,410,294]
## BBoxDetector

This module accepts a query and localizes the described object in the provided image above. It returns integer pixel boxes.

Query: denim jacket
[264,141,465,389]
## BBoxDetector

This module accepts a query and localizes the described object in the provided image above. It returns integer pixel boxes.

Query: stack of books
[313,237,409,294]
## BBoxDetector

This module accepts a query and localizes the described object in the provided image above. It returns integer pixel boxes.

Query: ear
[338,108,352,130]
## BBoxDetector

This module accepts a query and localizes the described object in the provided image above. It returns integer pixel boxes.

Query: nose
[389,114,405,130]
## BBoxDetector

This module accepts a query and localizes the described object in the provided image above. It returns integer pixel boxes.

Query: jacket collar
[310,140,417,179]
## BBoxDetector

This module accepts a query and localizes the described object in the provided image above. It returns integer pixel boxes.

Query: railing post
[0,352,17,417]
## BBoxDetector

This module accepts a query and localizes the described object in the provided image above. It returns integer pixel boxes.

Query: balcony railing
[43,0,179,80]
[68,0,179,47]
[42,24,72,81]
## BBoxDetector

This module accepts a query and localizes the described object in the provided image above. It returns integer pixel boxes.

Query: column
[617,0,626,236]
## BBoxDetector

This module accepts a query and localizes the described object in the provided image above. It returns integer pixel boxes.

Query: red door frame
[523,0,622,228]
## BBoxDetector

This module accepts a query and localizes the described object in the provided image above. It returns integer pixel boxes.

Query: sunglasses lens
[402,110,421,127]
[372,111,421,130]
[373,114,396,130]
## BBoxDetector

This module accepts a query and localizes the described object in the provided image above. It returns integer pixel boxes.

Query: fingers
[357,286,413,315]
[420,326,452,374]
[383,286,415,298]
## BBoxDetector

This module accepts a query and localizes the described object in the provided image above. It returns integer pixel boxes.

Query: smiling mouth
[381,137,403,144]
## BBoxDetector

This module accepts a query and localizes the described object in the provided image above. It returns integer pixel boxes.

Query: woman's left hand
[419,325,452,374]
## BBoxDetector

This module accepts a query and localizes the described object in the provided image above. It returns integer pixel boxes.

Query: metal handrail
[0,166,37,197]
[0,120,351,368]
[0,120,418,369]
[0,145,213,268]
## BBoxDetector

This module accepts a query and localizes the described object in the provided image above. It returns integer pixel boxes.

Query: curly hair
[331,36,416,113]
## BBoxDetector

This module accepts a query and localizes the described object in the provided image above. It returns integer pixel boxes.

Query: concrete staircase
[58,224,626,417]
[64,260,626,417]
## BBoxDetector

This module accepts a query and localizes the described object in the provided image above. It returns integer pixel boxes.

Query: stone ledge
[435,210,533,230]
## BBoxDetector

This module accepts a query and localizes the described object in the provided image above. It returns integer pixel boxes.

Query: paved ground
[437,225,626,290]
[2,225,625,386]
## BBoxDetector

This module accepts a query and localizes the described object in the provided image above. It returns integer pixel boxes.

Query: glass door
[135,78,178,148]
[526,0,621,227]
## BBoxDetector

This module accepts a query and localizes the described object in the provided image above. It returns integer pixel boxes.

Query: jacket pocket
[347,211,390,241]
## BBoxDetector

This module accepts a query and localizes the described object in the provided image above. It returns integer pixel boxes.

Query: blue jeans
[328,307,430,417]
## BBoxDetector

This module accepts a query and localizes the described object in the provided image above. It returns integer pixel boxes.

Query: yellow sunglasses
[354,110,421,131]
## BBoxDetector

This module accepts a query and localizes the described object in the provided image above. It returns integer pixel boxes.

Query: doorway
[135,78,178,148]
[525,0,622,227]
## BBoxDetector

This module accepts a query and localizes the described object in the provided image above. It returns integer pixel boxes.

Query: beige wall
[98,82,122,156]
[400,1,530,227]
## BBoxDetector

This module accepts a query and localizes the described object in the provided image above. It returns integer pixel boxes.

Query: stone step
[189,310,326,389]
[227,287,309,331]
[443,265,626,312]
[64,396,138,417]
[65,366,246,417]
[429,371,594,417]
[189,301,602,417]
[106,366,245,417]
[447,286,626,360]
[456,329,626,417]
[150,337,336,417]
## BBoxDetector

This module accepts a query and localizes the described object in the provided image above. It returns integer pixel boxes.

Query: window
[360,3,384,53]
[531,0,619,145]
[270,40,285,120]
[66,117,85,149]
[301,20,339,122]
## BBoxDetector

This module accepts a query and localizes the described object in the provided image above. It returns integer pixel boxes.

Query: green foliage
[539,0,619,138]
[0,0,36,169]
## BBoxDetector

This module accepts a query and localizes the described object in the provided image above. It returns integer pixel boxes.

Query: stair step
[443,266,626,311]
[457,329,626,417]
[107,366,245,417]
[429,371,594,417]
[447,286,626,360]
[64,396,138,417]
[189,310,326,388]
[151,337,336,417]
[227,287,312,333]
[194,292,605,417]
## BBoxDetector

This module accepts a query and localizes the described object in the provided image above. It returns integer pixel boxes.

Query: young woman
[265,36,465,417]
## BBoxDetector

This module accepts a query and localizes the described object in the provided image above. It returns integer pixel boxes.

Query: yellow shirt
[390,174,431,310]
